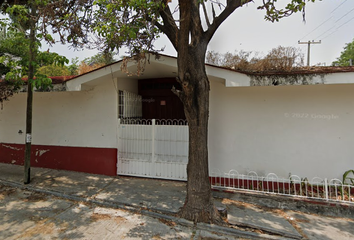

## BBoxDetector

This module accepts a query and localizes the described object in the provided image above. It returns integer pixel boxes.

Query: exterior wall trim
[0,143,117,176]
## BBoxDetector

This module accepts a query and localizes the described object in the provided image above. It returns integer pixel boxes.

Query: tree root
[178,202,224,225]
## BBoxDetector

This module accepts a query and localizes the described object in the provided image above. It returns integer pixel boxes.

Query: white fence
[117,119,188,180]
[210,169,354,204]
[117,119,354,204]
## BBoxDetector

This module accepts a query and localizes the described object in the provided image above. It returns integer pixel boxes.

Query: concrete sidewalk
[1,163,354,239]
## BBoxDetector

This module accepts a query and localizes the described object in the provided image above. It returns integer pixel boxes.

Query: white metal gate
[117,119,188,180]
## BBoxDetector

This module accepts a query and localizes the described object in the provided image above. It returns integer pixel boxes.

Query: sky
[42,0,354,66]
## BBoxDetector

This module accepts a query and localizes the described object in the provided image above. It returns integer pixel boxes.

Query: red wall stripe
[0,143,117,176]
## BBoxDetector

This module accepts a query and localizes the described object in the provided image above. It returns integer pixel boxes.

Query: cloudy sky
[45,0,354,66]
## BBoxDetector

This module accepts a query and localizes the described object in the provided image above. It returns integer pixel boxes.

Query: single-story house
[1,54,354,182]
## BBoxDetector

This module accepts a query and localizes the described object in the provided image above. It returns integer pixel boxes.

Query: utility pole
[298,40,321,66]
[24,1,37,184]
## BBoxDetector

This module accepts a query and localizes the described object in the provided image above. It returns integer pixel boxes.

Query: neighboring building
[1,54,354,181]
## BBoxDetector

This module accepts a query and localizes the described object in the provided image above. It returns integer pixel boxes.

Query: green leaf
[343,170,354,185]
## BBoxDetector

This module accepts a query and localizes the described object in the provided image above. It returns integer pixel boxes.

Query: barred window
[118,90,142,119]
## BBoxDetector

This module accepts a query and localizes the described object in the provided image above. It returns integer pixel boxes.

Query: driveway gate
[117,119,188,180]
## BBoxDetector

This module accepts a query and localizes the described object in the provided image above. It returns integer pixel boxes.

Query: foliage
[67,57,79,75]
[0,27,29,76]
[36,51,70,79]
[92,0,163,55]
[37,51,69,67]
[38,65,70,76]
[258,0,317,22]
[0,83,18,109]
[332,39,354,66]
[0,8,69,103]
[75,52,116,75]
[83,51,116,65]
[89,0,318,56]
[206,46,304,72]
[0,31,69,86]
[0,26,28,105]
[343,170,354,185]
[78,61,103,74]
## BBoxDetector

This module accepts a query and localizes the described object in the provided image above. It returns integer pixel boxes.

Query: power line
[331,0,348,13]
[303,1,353,41]
[334,6,354,23]
[314,5,354,40]
[301,0,349,40]
[322,15,354,40]
[300,17,332,40]
[315,25,336,40]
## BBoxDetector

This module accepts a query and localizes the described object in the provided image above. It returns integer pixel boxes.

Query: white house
[1,54,354,182]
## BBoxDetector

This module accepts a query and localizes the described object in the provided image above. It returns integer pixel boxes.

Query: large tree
[90,0,316,223]
[332,38,354,66]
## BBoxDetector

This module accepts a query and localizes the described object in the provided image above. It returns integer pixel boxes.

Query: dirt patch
[22,192,47,202]
[152,234,162,239]
[294,218,310,223]
[18,221,55,238]
[58,222,70,234]
[158,218,176,227]
[222,198,253,207]
[91,213,126,224]
[0,187,17,199]
[221,198,265,211]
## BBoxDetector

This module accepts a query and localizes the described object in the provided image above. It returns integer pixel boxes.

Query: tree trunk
[176,46,220,223]
[24,3,37,184]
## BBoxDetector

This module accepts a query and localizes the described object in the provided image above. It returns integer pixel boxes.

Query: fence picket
[117,119,188,181]
[210,169,354,204]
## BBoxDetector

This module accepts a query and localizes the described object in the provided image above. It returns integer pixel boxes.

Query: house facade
[1,54,354,181]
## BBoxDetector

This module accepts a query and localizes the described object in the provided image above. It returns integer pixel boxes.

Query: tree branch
[178,0,191,54]
[190,0,204,46]
[205,0,252,43]
[171,84,185,102]
[156,5,179,50]
[201,1,211,28]
[211,3,216,21]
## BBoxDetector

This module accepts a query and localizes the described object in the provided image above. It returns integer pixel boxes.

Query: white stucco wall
[0,78,118,148]
[118,78,138,94]
[2,59,354,180]
[209,81,354,180]
[324,72,354,84]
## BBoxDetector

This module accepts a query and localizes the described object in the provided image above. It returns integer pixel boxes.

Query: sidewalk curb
[213,187,354,220]
[0,178,293,239]
[227,221,302,240]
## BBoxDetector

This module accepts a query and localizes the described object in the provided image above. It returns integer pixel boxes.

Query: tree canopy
[0,25,28,77]
[90,0,316,56]
[332,38,354,66]
[0,4,70,80]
